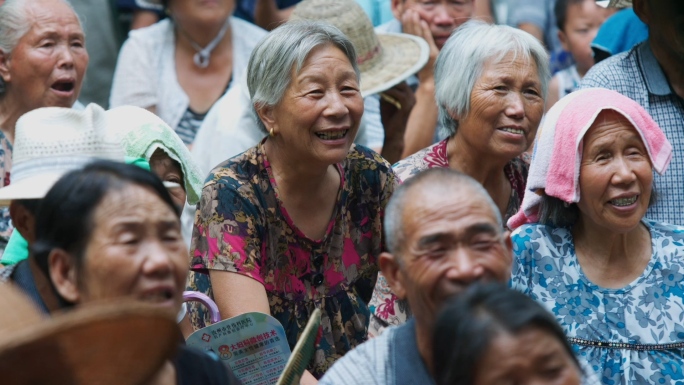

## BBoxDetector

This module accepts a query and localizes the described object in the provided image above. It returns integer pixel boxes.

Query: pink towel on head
[507,88,672,230]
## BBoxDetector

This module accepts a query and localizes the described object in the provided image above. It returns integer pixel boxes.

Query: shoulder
[204,146,261,190]
[580,47,639,89]
[393,139,448,182]
[319,327,396,385]
[647,219,684,242]
[512,223,571,256]
[175,346,240,385]
[346,145,395,179]
[125,19,173,46]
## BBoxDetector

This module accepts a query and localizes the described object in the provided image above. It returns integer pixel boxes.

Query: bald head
[384,168,503,256]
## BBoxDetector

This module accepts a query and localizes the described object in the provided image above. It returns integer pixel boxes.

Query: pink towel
[507,88,672,229]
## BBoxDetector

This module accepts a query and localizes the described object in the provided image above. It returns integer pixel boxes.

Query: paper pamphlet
[187,312,291,385]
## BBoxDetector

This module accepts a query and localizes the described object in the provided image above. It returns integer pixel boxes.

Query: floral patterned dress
[187,141,397,378]
[512,220,684,384]
[0,131,12,256]
[368,138,529,335]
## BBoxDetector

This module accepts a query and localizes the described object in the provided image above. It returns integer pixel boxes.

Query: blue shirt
[581,42,684,225]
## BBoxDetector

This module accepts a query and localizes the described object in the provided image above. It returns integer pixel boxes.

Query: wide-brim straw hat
[0,104,124,206]
[596,0,631,8]
[0,284,178,385]
[291,0,429,97]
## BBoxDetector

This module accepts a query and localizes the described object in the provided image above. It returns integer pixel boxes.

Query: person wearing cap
[580,0,684,226]
[0,0,89,252]
[33,160,241,384]
[0,104,124,314]
[186,21,398,381]
[110,0,267,147]
[191,0,429,175]
[368,20,549,335]
[368,0,475,158]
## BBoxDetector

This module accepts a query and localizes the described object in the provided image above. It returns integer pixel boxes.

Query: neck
[263,139,335,196]
[649,39,684,98]
[0,96,24,143]
[447,135,510,198]
[414,319,435,376]
[175,17,232,55]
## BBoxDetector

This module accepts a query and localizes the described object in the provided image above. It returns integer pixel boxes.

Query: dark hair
[32,160,179,279]
[432,283,580,385]
[554,0,586,31]
[14,198,41,216]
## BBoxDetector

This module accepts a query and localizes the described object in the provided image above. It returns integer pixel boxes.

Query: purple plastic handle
[183,291,221,324]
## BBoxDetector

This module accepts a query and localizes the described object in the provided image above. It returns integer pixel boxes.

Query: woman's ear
[255,104,277,134]
[48,249,81,304]
[379,251,407,300]
[0,49,11,84]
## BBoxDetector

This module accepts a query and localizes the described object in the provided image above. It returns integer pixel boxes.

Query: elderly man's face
[383,186,512,326]
[393,0,474,49]
[0,0,88,111]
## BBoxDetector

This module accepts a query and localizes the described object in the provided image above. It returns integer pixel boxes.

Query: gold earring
[269,127,276,137]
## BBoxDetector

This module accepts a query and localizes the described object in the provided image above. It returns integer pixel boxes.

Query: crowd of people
[0,0,682,384]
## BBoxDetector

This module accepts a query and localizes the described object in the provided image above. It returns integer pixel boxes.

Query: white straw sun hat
[291,0,430,97]
[0,104,124,205]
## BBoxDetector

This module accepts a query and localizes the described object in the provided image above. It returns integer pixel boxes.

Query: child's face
[559,0,612,75]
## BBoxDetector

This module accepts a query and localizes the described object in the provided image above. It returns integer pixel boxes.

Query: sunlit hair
[434,20,550,137]
[247,20,359,134]
[384,168,503,257]
[432,283,581,385]
[0,0,83,95]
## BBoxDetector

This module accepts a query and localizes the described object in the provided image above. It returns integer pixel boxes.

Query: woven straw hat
[0,283,178,385]
[596,0,631,8]
[0,104,124,205]
[291,0,429,97]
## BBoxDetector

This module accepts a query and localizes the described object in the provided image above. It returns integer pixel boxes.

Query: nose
[444,247,484,283]
[323,91,349,119]
[141,241,174,278]
[433,5,454,27]
[56,43,75,69]
[610,156,637,185]
[504,92,525,120]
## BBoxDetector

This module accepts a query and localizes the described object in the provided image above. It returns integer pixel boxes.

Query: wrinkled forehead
[25,0,82,29]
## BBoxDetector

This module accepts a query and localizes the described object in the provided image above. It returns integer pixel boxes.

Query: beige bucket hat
[291,0,429,97]
[0,104,124,205]
[0,283,178,385]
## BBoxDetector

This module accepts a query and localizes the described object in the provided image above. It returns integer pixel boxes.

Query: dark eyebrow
[417,232,452,248]
[463,223,500,238]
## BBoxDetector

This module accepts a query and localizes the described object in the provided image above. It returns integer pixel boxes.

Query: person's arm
[399,9,440,159]
[378,82,416,164]
[109,30,157,110]
[254,0,295,30]
[130,9,160,30]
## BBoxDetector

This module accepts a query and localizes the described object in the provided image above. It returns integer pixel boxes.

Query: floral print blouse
[368,138,529,335]
[512,220,684,384]
[0,131,12,255]
[187,141,397,378]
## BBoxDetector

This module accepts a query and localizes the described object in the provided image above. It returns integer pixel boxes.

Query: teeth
[500,127,524,135]
[316,130,347,140]
[611,196,637,206]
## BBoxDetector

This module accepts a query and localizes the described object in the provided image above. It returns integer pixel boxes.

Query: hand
[401,9,439,83]
[379,82,416,164]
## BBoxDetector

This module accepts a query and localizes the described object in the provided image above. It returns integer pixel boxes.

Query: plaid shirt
[581,42,684,226]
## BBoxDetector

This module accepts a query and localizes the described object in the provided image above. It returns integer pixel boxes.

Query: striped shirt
[581,42,684,225]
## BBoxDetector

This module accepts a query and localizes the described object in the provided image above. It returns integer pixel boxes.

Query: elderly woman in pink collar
[509,87,681,384]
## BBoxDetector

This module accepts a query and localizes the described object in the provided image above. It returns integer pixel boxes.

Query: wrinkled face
[0,0,88,111]
[455,53,544,161]
[558,0,611,74]
[396,187,512,326]
[473,328,581,385]
[168,0,235,27]
[395,0,474,49]
[149,149,186,209]
[576,110,653,234]
[266,45,363,167]
[76,185,187,314]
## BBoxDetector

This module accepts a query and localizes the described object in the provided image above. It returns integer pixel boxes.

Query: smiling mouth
[499,127,525,135]
[316,130,348,140]
[51,80,75,93]
[610,196,638,207]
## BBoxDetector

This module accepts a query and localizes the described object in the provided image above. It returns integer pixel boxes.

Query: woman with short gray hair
[0,0,89,250]
[187,20,398,381]
[369,20,550,334]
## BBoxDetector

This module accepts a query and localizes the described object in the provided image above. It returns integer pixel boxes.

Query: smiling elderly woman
[369,20,550,333]
[186,21,397,380]
[509,88,684,384]
[0,0,88,247]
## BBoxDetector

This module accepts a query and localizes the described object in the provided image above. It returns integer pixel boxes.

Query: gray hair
[434,20,550,137]
[384,168,503,256]
[0,0,81,95]
[247,20,360,134]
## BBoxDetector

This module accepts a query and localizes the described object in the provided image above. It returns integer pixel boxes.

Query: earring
[269,127,276,137]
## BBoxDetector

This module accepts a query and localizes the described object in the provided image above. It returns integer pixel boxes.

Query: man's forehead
[402,185,499,226]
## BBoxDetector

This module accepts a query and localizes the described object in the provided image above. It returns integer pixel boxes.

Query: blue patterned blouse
[511,220,684,384]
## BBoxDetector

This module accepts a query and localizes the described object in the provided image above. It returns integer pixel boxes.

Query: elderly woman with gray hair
[0,0,89,248]
[186,20,397,380]
[369,20,550,333]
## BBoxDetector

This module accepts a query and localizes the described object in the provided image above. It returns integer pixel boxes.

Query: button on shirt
[581,42,684,225]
